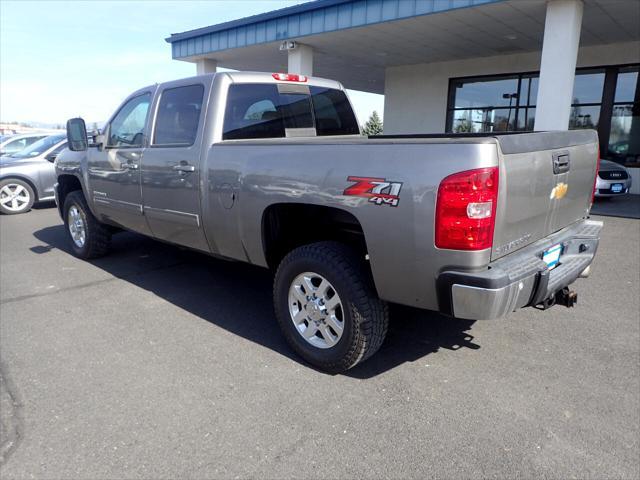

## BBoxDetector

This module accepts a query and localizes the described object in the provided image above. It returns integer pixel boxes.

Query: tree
[362,111,383,136]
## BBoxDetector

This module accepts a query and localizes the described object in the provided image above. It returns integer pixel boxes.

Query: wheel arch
[56,174,84,217]
[261,202,372,275]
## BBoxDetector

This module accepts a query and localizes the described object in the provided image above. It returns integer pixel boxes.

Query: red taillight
[435,167,499,251]
[272,73,308,82]
[591,147,600,206]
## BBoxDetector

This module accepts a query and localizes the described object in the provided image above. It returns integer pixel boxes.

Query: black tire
[274,241,389,373]
[63,190,111,259]
[0,178,35,215]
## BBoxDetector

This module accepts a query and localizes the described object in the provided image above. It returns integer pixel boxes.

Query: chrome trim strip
[144,206,200,227]
[93,196,143,214]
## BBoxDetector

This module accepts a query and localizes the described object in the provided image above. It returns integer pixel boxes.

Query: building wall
[383,41,640,134]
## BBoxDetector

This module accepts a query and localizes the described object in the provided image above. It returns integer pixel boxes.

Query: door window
[107,93,151,148]
[152,84,205,146]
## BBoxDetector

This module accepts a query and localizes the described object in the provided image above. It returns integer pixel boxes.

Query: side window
[153,84,204,146]
[223,84,285,140]
[310,87,360,136]
[107,93,151,148]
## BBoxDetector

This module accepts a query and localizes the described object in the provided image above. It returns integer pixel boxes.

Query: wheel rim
[288,272,345,349]
[67,205,86,248]
[0,183,30,212]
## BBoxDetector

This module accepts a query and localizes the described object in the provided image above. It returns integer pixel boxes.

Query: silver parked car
[595,159,633,197]
[0,132,49,156]
[0,134,67,214]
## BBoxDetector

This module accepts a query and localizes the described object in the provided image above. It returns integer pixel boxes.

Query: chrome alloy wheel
[0,183,30,212]
[68,205,86,248]
[288,272,345,349]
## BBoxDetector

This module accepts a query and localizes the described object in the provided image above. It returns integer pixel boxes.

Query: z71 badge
[343,176,403,207]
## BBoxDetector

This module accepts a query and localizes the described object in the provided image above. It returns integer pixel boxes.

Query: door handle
[173,164,195,173]
[120,162,139,170]
[552,152,570,174]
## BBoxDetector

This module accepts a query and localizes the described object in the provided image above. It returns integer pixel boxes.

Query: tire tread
[274,241,388,372]
[64,191,111,259]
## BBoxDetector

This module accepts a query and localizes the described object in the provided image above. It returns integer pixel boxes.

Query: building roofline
[165,0,350,43]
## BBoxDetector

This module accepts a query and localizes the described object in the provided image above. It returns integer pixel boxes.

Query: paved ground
[591,194,640,219]
[0,206,638,479]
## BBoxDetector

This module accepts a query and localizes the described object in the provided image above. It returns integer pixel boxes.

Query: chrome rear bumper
[437,219,603,320]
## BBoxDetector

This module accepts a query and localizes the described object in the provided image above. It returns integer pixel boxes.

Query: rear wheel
[0,179,35,215]
[274,241,388,372]
[63,191,111,259]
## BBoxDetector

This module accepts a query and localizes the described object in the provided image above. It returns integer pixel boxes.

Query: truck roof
[138,71,346,94]
[222,71,345,91]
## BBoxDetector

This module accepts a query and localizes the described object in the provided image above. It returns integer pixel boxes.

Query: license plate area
[542,243,562,269]
[611,183,623,193]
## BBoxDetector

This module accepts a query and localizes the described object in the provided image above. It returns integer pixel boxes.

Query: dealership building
[166,0,640,188]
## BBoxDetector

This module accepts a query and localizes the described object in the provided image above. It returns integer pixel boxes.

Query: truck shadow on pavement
[33,225,480,378]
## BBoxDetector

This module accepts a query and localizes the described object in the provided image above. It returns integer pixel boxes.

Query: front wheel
[274,241,389,373]
[63,191,112,259]
[0,178,35,215]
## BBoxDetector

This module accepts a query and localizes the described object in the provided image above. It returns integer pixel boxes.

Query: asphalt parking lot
[1,206,638,479]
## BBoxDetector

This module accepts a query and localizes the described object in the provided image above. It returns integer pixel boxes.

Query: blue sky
[0,0,383,126]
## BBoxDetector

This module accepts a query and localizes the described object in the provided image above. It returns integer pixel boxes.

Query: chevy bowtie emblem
[550,182,569,200]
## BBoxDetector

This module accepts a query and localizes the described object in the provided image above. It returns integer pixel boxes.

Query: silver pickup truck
[56,71,602,372]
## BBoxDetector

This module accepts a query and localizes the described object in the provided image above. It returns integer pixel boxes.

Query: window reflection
[453,77,519,109]
[569,105,600,129]
[447,65,639,163]
[609,104,640,166]
[452,108,517,133]
[614,68,639,103]
[571,71,605,105]
[520,76,538,106]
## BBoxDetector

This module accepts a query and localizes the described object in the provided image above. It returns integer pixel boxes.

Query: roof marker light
[272,73,308,82]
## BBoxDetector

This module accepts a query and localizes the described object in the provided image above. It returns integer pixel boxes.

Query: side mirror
[66,117,88,151]
[45,153,58,163]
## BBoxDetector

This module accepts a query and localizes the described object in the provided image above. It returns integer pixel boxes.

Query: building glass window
[609,66,639,166]
[571,71,605,104]
[568,70,605,131]
[447,64,640,167]
[449,74,536,133]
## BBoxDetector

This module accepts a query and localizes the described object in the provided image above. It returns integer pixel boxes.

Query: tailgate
[491,130,599,261]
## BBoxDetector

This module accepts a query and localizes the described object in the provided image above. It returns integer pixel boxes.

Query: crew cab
[55,72,603,372]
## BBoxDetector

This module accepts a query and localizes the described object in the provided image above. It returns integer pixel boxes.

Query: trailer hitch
[555,287,578,308]
[535,287,578,310]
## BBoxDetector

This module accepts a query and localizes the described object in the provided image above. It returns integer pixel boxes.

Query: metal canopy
[166,0,640,93]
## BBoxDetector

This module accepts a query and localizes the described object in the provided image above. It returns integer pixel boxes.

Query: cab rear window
[223,83,359,140]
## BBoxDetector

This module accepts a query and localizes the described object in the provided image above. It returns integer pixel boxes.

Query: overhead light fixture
[279,40,297,51]
[505,34,517,40]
